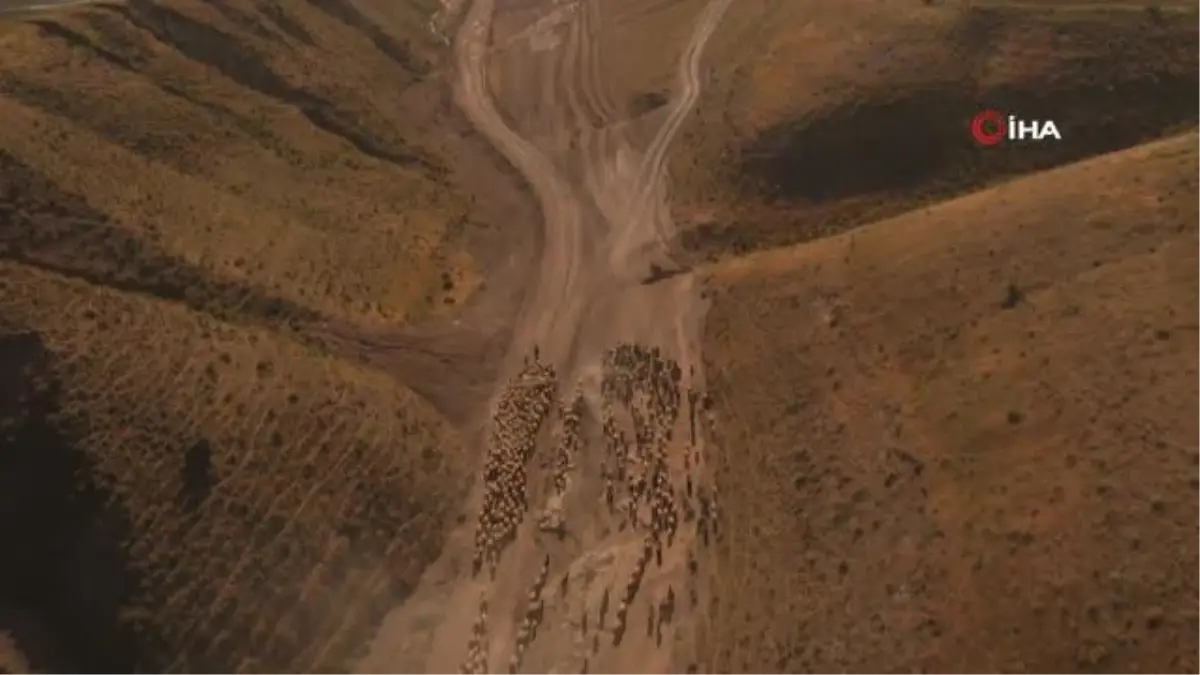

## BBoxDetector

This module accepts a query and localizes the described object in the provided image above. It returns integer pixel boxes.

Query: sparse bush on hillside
[698,132,1198,673]
[670,1,1199,262]
[0,272,472,671]
[0,0,486,668]
[1001,282,1024,309]
[0,0,482,327]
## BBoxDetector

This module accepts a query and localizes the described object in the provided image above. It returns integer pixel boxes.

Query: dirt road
[359,0,732,671]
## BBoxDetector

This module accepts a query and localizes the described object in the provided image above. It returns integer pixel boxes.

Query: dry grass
[0,0,480,327]
[0,0,494,671]
[0,258,472,672]
[666,0,1198,260]
[1,0,1196,672]
[597,0,713,105]
[697,131,1198,672]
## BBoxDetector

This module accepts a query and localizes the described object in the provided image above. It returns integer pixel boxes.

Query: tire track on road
[371,0,737,671]
[558,0,588,140]
[578,0,616,128]
[627,0,732,251]
[441,13,599,670]
[538,2,576,148]
[453,0,586,363]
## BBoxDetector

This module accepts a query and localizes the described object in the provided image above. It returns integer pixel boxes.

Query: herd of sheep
[461,342,720,674]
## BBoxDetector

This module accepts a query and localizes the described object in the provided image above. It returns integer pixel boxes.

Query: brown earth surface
[700,131,1199,673]
[0,0,519,671]
[670,0,1199,261]
[0,0,1196,673]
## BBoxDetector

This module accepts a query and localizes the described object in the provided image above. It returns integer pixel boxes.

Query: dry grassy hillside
[0,0,482,328]
[0,261,471,673]
[0,0,499,671]
[667,0,1198,260]
[698,131,1198,672]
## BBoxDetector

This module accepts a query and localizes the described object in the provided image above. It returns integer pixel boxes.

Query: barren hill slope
[698,130,1198,672]
[2,0,1196,673]
[0,0,511,671]
[0,0,489,328]
[668,0,1198,260]
[0,267,471,673]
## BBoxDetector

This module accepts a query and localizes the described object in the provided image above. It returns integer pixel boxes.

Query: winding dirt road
[358,0,731,671]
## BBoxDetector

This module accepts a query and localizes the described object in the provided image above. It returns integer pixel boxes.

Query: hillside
[667,0,1198,260]
[0,0,490,328]
[1,0,1196,672]
[1,268,472,672]
[0,0,502,671]
[698,131,1198,672]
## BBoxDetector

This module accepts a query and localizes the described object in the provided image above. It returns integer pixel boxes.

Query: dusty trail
[451,0,586,369]
[627,0,732,249]
[358,1,731,672]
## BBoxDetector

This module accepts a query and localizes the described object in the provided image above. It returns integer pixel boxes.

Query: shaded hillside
[0,261,471,672]
[0,0,482,329]
[671,0,1198,260]
[697,132,1198,672]
[0,0,493,670]
[0,330,98,674]
[0,151,322,328]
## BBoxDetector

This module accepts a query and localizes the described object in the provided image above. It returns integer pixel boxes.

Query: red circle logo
[971,109,1006,146]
